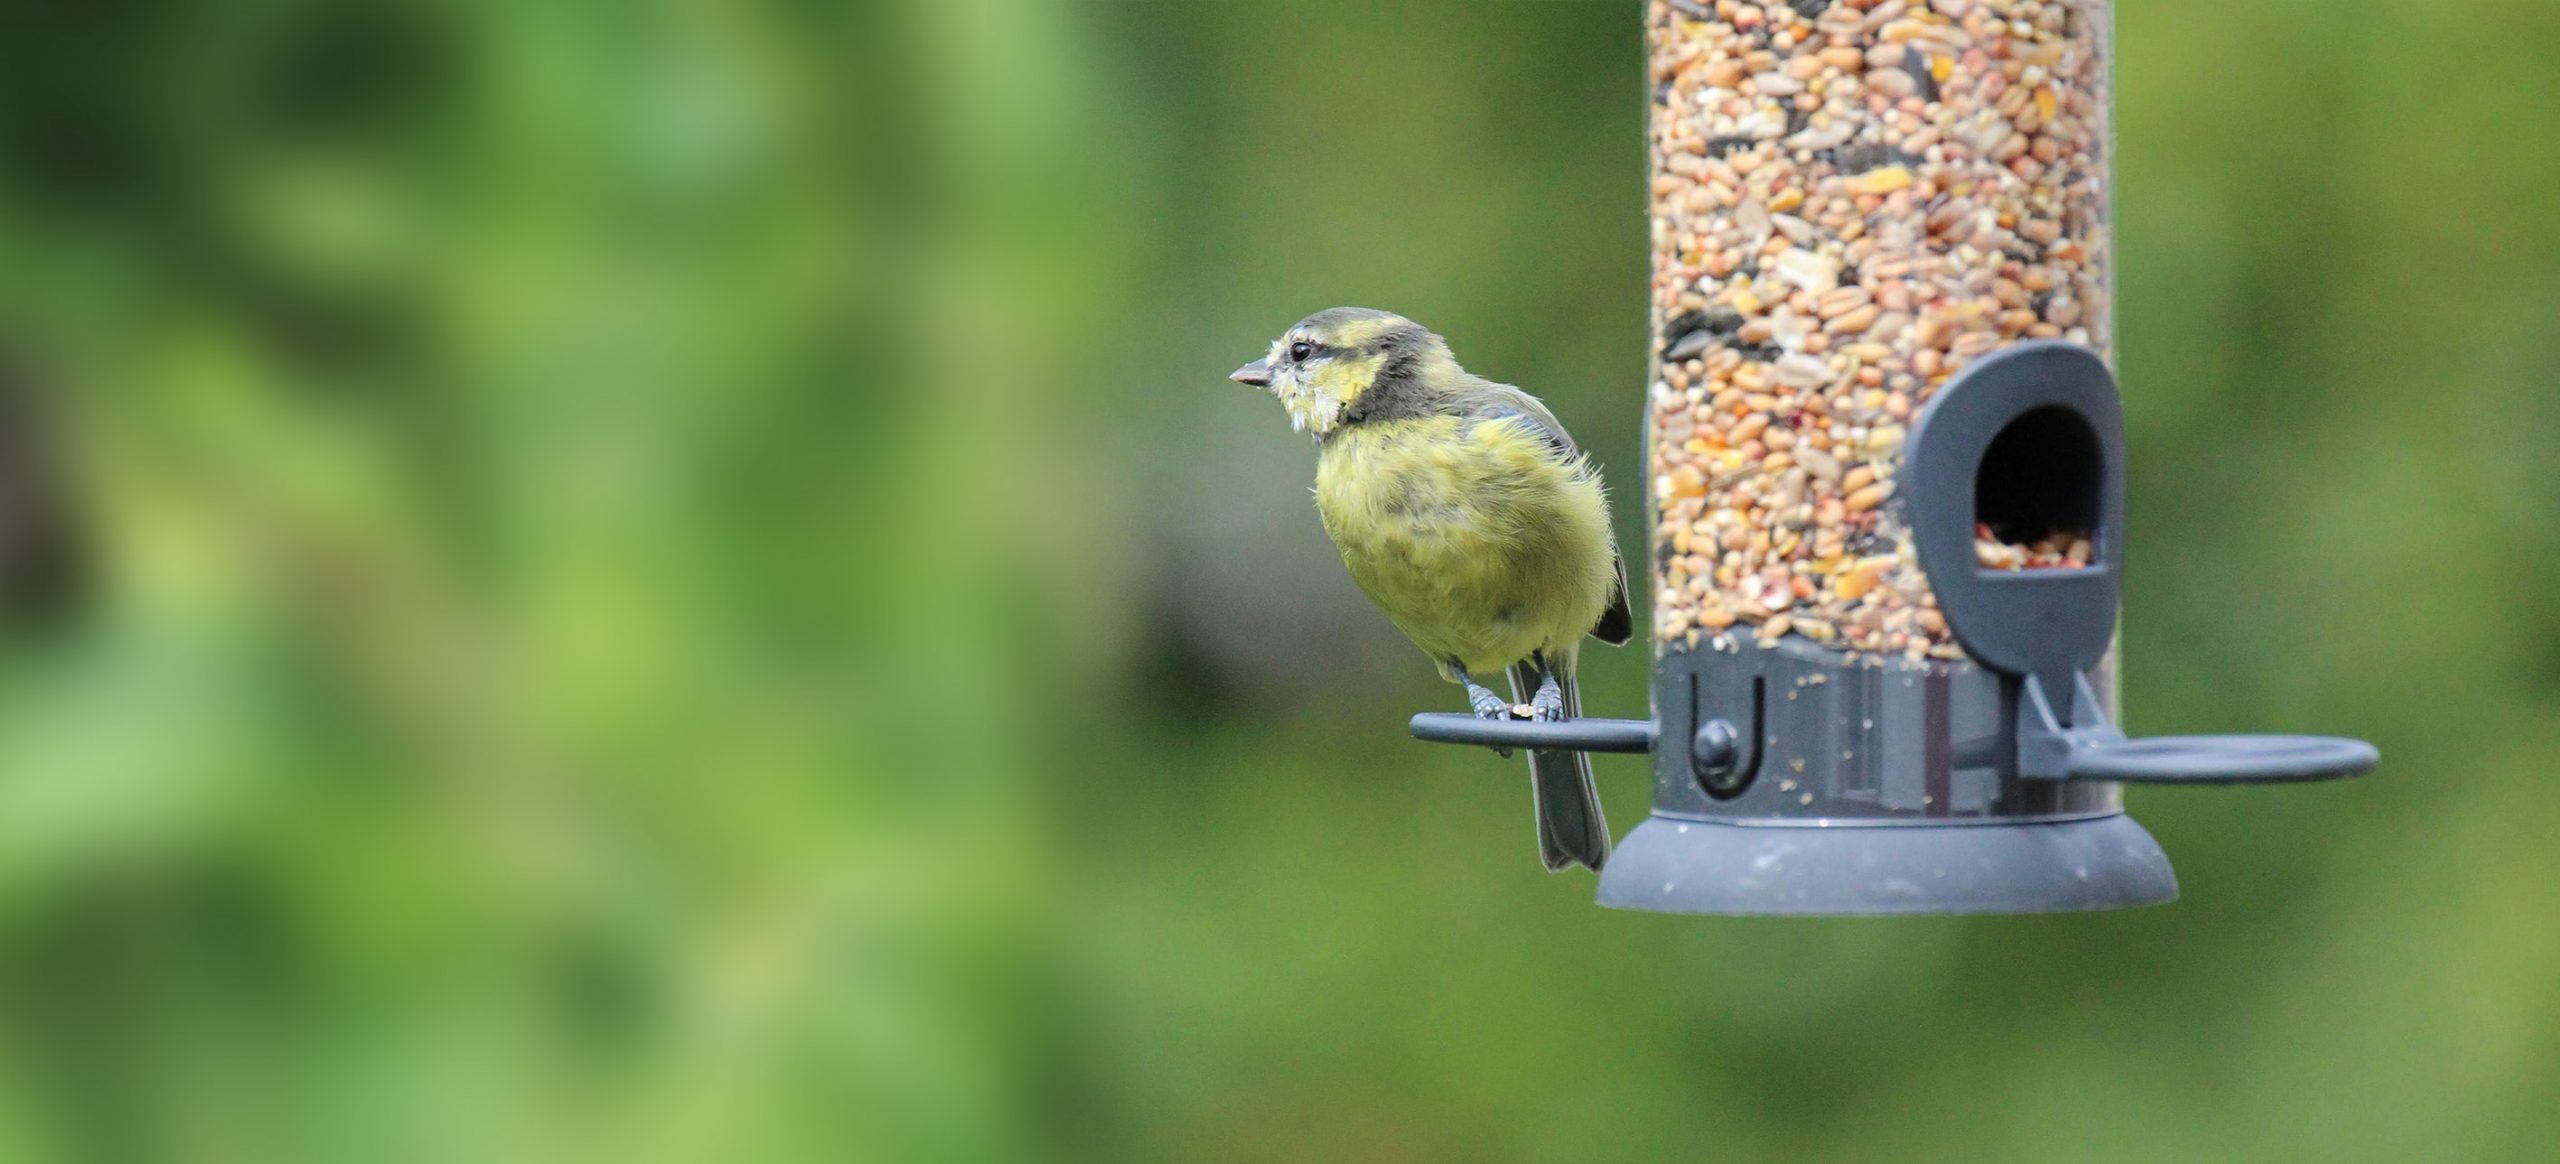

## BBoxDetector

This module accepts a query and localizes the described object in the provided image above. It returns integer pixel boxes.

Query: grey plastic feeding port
[1410,343,2377,915]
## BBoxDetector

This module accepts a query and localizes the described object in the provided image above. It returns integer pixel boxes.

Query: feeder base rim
[1646,807,2124,829]
[1596,810,2177,916]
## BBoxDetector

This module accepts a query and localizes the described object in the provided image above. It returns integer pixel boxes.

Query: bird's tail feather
[1508,661,1611,872]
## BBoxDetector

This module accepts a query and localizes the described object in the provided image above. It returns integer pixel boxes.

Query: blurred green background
[0,0,2552,1160]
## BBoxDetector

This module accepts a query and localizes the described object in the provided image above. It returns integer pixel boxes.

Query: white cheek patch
[1275,373,1342,435]
[1264,338,1343,435]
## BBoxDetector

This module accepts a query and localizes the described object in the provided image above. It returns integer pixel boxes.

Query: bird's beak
[1229,359,1272,387]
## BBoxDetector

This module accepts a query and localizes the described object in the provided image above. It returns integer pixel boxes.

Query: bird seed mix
[1647,0,2111,661]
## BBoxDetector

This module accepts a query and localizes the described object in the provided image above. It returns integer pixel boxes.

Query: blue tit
[1231,307,1630,871]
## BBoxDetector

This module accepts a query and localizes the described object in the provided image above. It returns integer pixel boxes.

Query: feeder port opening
[1974,404,2102,571]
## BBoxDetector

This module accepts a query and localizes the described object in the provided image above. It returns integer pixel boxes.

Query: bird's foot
[1453,664,1516,758]
[1530,672,1566,723]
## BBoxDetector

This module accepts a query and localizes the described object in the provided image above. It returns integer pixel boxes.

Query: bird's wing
[1464,380,1582,456]
[1593,553,1634,646]
[1466,380,1635,647]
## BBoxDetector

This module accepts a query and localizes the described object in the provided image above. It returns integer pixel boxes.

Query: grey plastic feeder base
[1595,811,2177,916]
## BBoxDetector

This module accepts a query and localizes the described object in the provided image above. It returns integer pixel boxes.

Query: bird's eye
[1288,341,1315,363]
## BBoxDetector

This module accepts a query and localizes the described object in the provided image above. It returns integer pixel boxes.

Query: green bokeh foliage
[0,1,2551,1161]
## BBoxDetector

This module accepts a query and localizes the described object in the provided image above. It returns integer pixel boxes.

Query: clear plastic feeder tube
[1646,0,2113,668]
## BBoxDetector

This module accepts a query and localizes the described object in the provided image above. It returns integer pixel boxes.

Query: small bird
[1230,307,1630,870]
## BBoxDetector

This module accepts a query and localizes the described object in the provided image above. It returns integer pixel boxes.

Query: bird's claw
[1459,678,1516,758]
[1530,672,1566,722]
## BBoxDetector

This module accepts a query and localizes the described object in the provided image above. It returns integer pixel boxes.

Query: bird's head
[1229,307,1453,438]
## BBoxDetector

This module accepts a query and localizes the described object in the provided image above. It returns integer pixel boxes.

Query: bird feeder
[1409,0,2374,914]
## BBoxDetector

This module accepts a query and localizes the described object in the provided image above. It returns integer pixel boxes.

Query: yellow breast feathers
[1313,413,1617,674]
